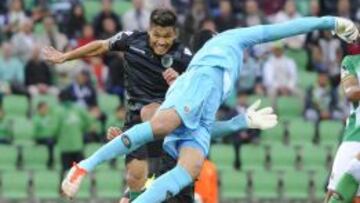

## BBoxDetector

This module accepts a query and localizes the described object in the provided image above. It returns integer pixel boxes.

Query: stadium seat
[313,168,330,199]
[285,49,308,71]
[76,175,92,199]
[252,170,280,199]
[221,169,248,199]
[241,144,266,170]
[3,95,29,117]
[1,171,29,199]
[22,145,49,170]
[98,93,121,115]
[248,95,273,108]
[95,169,123,199]
[12,117,35,146]
[283,170,311,199]
[270,144,297,170]
[300,144,328,171]
[276,96,303,120]
[33,170,60,199]
[288,118,315,145]
[261,122,285,144]
[210,144,234,170]
[0,145,18,170]
[83,0,132,21]
[31,94,58,112]
[319,120,343,146]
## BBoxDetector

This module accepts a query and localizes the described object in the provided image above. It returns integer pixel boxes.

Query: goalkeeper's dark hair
[150,8,177,27]
[191,29,217,53]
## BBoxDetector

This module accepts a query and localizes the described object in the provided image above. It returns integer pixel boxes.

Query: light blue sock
[133,165,193,203]
[211,114,248,139]
[79,122,154,172]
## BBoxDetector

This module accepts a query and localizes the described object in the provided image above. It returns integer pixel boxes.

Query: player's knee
[150,110,181,137]
[140,103,160,121]
[178,161,203,180]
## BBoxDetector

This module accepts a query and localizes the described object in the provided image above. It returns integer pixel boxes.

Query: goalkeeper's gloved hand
[246,100,278,130]
[334,17,359,43]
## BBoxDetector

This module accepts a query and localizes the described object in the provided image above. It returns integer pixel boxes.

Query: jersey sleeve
[341,56,357,81]
[108,31,133,51]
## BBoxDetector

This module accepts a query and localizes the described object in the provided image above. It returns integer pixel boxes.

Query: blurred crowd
[0,0,359,171]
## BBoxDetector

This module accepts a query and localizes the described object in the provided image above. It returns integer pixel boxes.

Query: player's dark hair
[150,8,177,27]
[191,29,217,53]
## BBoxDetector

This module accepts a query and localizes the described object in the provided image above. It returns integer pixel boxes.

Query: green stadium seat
[289,118,315,145]
[241,145,266,170]
[76,175,92,199]
[276,96,303,120]
[270,144,297,170]
[0,145,18,170]
[248,95,273,108]
[319,121,343,146]
[3,95,29,117]
[23,145,49,170]
[221,169,248,199]
[83,0,132,21]
[98,94,120,115]
[313,168,329,199]
[12,117,35,146]
[301,144,328,171]
[252,170,280,199]
[283,171,311,199]
[2,171,29,199]
[298,71,317,90]
[95,169,123,199]
[210,144,234,170]
[285,49,308,70]
[261,122,285,144]
[33,170,60,199]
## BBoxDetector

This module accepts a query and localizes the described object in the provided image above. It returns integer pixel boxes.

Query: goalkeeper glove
[246,100,278,130]
[333,17,359,43]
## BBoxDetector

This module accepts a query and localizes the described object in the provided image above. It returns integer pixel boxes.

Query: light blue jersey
[188,16,336,99]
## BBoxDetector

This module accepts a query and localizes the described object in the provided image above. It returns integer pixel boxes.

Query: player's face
[148,25,176,56]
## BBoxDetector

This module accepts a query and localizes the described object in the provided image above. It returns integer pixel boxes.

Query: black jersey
[108,31,192,105]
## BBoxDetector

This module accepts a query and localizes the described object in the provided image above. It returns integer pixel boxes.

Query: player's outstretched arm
[232,16,359,48]
[43,40,109,64]
[211,100,278,139]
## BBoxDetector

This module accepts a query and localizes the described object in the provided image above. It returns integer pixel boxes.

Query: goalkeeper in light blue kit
[61,16,359,202]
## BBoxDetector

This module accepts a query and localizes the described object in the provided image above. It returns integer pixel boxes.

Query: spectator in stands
[258,0,286,16]
[85,105,106,143]
[65,4,87,39]
[122,0,150,32]
[10,18,36,63]
[263,42,298,99]
[98,17,118,40]
[214,0,238,32]
[231,92,260,170]
[271,0,305,49]
[93,0,122,38]
[105,53,125,101]
[199,18,217,33]
[57,90,92,177]
[63,69,97,108]
[304,72,337,122]
[318,31,342,86]
[88,57,108,91]
[2,0,27,38]
[76,24,95,48]
[0,42,24,86]
[243,0,267,26]
[144,0,172,11]
[25,45,58,97]
[33,102,57,168]
[105,105,125,131]
[38,15,68,52]
[237,50,263,94]
[0,107,13,144]
[180,0,209,46]
[305,0,322,70]
[337,0,352,19]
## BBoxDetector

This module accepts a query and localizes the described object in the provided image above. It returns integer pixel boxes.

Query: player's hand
[162,68,179,85]
[42,46,67,64]
[246,100,278,130]
[334,17,359,43]
[106,127,122,140]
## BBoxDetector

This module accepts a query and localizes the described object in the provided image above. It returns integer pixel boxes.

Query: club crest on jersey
[121,134,132,148]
